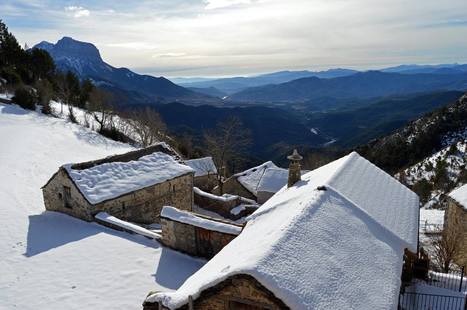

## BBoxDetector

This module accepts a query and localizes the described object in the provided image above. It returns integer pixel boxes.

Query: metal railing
[428,267,466,293]
[399,292,467,310]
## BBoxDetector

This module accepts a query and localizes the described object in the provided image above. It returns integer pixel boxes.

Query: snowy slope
[399,140,467,207]
[0,103,204,309]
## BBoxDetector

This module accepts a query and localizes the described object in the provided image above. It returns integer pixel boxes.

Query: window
[63,186,72,209]
[64,186,71,198]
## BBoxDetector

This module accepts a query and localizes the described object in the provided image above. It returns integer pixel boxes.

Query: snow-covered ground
[420,208,444,233]
[0,103,205,309]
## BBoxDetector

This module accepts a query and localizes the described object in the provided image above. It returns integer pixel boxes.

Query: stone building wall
[214,178,256,201]
[445,199,467,266]
[96,173,193,224]
[43,168,193,224]
[194,190,241,218]
[194,174,218,192]
[42,169,95,221]
[143,274,289,310]
[257,191,275,204]
[160,215,239,259]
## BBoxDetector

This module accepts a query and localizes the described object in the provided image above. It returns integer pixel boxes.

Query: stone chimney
[287,149,303,188]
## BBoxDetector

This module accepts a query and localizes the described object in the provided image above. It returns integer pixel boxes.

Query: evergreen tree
[28,48,55,80]
[0,19,23,68]
[79,79,94,108]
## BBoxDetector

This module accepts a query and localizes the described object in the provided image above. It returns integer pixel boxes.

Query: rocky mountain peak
[53,36,102,62]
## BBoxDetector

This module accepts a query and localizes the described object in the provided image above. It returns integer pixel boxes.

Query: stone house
[42,143,194,224]
[446,184,467,266]
[214,161,279,201]
[185,157,218,191]
[160,206,243,259]
[144,151,420,310]
[193,187,258,220]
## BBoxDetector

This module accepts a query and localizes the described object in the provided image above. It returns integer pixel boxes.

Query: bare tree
[126,107,166,147]
[430,224,463,272]
[204,116,251,192]
[88,88,113,132]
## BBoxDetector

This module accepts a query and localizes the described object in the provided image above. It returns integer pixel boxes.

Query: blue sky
[2,0,467,77]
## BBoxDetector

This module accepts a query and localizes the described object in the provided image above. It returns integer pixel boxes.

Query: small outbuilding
[446,184,467,266]
[256,168,288,204]
[216,161,279,201]
[144,152,419,310]
[185,157,218,191]
[42,143,194,224]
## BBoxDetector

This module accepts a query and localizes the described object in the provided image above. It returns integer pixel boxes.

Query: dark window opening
[63,186,72,209]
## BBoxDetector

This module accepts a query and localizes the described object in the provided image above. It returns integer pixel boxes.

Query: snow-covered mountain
[33,37,217,106]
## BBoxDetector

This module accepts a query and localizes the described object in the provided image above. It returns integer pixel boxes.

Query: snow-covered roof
[257,167,289,193]
[161,206,242,235]
[147,152,419,309]
[185,157,217,177]
[234,161,279,196]
[65,152,194,204]
[448,184,467,210]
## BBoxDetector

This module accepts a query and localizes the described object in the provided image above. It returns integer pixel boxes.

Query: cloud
[204,0,253,9]
[152,52,188,58]
[5,0,467,77]
[106,42,159,50]
[64,6,90,18]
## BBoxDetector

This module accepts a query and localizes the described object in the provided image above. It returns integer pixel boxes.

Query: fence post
[460,266,465,293]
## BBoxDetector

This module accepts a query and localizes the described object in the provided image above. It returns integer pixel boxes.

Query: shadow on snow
[24,211,157,257]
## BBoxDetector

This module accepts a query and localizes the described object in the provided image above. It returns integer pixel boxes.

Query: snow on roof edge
[448,183,467,210]
[161,206,242,235]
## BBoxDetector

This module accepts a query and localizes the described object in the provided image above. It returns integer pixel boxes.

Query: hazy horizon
[3,0,467,78]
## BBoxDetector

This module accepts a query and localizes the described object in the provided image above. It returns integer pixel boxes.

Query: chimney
[287,149,303,188]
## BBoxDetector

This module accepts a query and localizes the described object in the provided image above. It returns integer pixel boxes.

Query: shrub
[12,87,36,110]
[99,127,132,143]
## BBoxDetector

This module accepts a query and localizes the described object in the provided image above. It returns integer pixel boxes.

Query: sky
[2,0,467,78]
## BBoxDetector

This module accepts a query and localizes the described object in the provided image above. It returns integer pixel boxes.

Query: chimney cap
[287,149,303,161]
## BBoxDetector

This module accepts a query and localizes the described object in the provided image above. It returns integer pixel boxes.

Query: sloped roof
[234,161,279,196]
[62,143,193,204]
[147,152,419,309]
[185,157,217,177]
[448,184,467,210]
[256,167,288,193]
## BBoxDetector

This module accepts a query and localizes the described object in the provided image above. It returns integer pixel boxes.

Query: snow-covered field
[0,103,205,309]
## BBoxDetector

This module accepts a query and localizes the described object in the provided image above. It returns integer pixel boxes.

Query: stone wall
[194,174,218,192]
[160,214,239,259]
[43,168,193,224]
[257,191,275,204]
[194,190,241,218]
[96,173,193,224]
[143,274,289,310]
[445,199,467,266]
[214,177,256,201]
[42,169,95,221]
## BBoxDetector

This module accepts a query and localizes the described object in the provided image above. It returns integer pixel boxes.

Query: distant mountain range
[173,64,467,96]
[33,37,218,106]
[176,69,358,94]
[228,71,467,103]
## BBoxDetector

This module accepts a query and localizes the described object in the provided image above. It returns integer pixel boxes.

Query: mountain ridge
[33,37,218,106]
